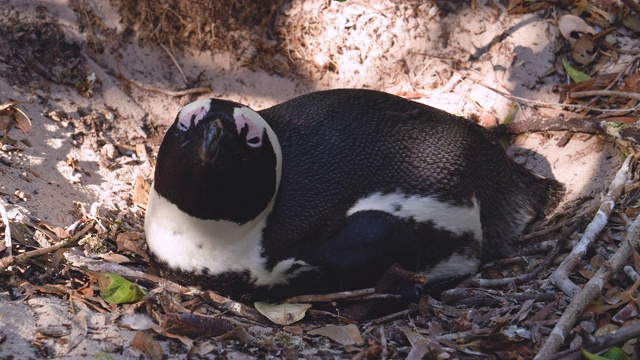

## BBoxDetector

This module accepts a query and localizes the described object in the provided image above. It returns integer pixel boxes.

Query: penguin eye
[247,136,262,148]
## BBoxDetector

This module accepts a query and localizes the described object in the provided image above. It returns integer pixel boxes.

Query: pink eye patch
[177,99,211,130]
[235,113,263,147]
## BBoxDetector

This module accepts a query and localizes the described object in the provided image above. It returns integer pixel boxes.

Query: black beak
[198,120,222,163]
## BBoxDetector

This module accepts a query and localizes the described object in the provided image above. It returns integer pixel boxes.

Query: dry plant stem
[64,248,191,294]
[534,214,640,360]
[370,308,418,325]
[472,222,579,288]
[0,198,11,256]
[64,249,269,324]
[546,322,640,360]
[621,0,640,14]
[123,77,211,97]
[454,67,636,113]
[550,155,632,296]
[159,43,188,85]
[0,221,94,271]
[284,288,375,303]
[570,90,640,102]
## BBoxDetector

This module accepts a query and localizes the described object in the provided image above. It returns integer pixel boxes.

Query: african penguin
[144,89,563,300]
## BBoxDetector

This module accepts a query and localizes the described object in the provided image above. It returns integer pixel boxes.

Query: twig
[370,308,418,325]
[284,288,375,303]
[64,248,269,324]
[570,90,640,102]
[0,221,94,271]
[534,214,640,359]
[519,222,568,242]
[546,322,640,360]
[623,264,640,281]
[620,0,640,14]
[122,76,211,97]
[471,222,579,287]
[587,55,640,106]
[454,67,640,113]
[550,155,632,296]
[0,198,11,256]
[159,43,188,85]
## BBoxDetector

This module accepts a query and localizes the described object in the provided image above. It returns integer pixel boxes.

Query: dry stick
[470,222,580,288]
[547,322,640,360]
[535,214,640,359]
[159,43,188,85]
[122,77,211,97]
[284,288,375,303]
[0,198,11,256]
[570,90,640,102]
[454,67,640,114]
[0,221,94,271]
[550,156,632,296]
[64,249,269,324]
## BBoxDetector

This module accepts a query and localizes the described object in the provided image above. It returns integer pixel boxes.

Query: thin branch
[570,90,640,102]
[535,214,640,359]
[121,76,211,97]
[471,222,579,287]
[285,288,375,303]
[160,43,188,85]
[0,221,94,271]
[0,198,11,256]
[550,155,632,296]
[547,322,640,360]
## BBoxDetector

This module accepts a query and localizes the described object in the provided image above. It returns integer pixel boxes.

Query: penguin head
[152,98,282,224]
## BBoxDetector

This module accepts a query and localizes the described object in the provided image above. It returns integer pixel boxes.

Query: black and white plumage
[145,89,563,299]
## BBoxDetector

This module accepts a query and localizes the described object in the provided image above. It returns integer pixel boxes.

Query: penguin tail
[480,165,564,260]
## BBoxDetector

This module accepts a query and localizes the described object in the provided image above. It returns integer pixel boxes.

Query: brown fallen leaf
[161,313,236,337]
[307,324,363,346]
[254,302,311,326]
[133,176,150,209]
[0,101,32,134]
[131,330,163,360]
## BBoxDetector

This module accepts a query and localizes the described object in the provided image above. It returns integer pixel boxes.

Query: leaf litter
[0,0,639,359]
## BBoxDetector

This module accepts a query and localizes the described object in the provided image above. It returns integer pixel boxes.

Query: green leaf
[561,55,591,83]
[582,347,630,360]
[94,272,145,304]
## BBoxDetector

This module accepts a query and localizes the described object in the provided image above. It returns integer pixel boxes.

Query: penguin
[144,89,563,300]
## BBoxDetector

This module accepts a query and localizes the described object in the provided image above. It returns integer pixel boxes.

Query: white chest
[144,187,313,286]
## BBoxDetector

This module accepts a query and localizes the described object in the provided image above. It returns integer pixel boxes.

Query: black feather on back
[258,89,562,265]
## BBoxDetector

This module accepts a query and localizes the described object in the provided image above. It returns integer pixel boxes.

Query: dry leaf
[254,302,311,325]
[612,302,639,324]
[131,330,163,360]
[307,324,363,345]
[559,14,595,41]
[133,176,150,208]
[571,35,596,65]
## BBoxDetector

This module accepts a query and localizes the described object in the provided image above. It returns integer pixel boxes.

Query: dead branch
[122,77,211,97]
[546,322,640,360]
[441,288,559,307]
[534,213,640,360]
[0,221,94,271]
[471,222,579,288]
[0,198,11,256]
[64,248,191,293]
[570,90,640,102]
[550,155,632,296]
[285,288,375,303]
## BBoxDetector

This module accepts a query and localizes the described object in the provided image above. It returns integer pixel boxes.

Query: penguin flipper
[311,210,422,289]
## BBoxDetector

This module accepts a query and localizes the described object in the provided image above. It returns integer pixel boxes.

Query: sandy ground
[0,0,631,358]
